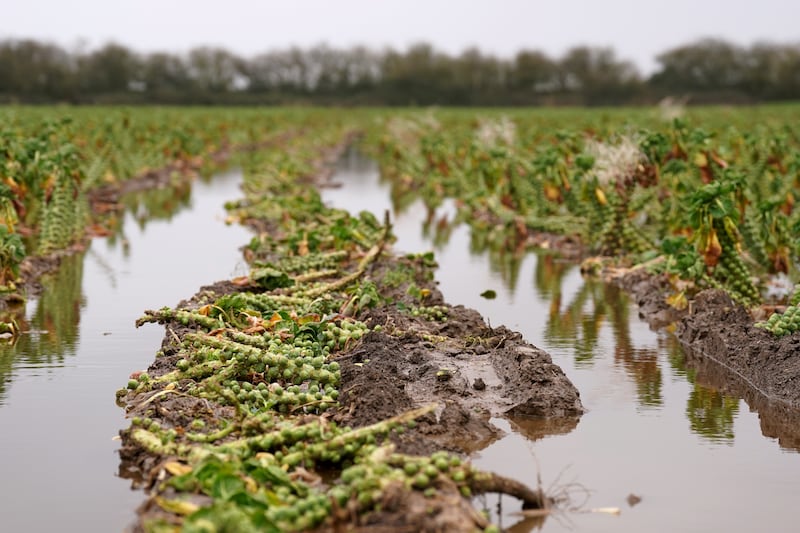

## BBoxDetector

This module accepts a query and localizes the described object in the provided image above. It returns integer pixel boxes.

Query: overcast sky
[4,0,799,74]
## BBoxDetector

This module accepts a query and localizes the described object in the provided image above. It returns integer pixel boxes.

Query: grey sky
[4,0,799,74]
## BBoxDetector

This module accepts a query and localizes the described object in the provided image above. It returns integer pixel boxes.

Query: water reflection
[0,252,85,405]
[542,272,605,368]
[605,285,662,408]
[681,344,800,450]
[506,415,580,441]
[101,177,196,256]
[0,173,225,406]
[686,383,739,443]
[0,168,251,533]
[122,179,193,228]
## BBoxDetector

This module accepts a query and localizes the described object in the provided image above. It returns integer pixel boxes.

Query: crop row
[364,109,800,334]
[0,108,325,294]
[119,124,522,532]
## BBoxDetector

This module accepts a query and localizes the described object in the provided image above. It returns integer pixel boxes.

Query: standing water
[0,170,251,532]
[321,148,800,533]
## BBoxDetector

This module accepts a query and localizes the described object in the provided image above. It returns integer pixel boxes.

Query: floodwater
[1,149,797,533]
[322,148,800,533]
[0,170,251,532]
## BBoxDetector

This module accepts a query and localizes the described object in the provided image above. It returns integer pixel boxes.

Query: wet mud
[337,287,583,457]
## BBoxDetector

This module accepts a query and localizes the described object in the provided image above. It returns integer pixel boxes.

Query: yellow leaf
[694,152,708,167]
[298,233,309,256]
[595,187,608,206]
[154,496,199,516]
[543,183,560,202]
[243,476,258,493]
[665,291,688,311]
[164,461,193,476]
[268,312,283,326]
[702,229,722,267]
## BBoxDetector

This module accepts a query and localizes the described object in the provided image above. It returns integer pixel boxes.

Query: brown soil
[614,269,800,451]
[335,296,583,458]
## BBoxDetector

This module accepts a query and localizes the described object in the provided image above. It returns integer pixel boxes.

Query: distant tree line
[1,38,799,105]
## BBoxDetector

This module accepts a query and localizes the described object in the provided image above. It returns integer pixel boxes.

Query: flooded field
[0,170,251,532]
[322,148,800,533]
[0,147,797,532]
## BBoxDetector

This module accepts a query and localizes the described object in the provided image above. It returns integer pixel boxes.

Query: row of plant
[119,125,537,532]
[365,108,800,334]
[0,107,320,295]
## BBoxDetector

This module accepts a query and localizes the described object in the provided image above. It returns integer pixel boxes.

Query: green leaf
[211,474,245,501]
[575,154,595,171]
[184,502,269,533]
[249,267,294,290]
[168,472,200,492]
[249,463,294,488]
[480,289,497,300]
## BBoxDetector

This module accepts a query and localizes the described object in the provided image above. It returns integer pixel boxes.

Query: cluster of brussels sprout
[755,305,800,336]
[408,304,449,321]
[710,234,761,308]
[276,250,349,273]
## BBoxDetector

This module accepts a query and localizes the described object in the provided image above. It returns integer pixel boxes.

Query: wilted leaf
[693,152,708,167]
[710,152,728,168]
[702,228,722,267]
[154,495,199,516]
[665,291,688,311]
[543,183,561,202]
[164,461,193,476]
[595,187,608,206]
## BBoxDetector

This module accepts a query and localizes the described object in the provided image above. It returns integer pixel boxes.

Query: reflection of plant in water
[421,206,455,250]
[123,179,193,230]
[665,333,693,379]
[605,284,663,407]
[467,224,525,292]
[0,252,85,404]
[533,253,572,303]
[541,270,663,406]
[488,249,524,293]
[686,383,739,443]
[664,335,740,443]
[96,174,197,259]
[542,268,611,367]
[0,303,26,402]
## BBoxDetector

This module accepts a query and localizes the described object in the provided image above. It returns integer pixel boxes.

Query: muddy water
[322,149,800,533]
[0,170,251,532]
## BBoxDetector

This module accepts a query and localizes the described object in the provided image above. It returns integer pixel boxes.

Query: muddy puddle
[321,148,800,533]
[0,170,251,532]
